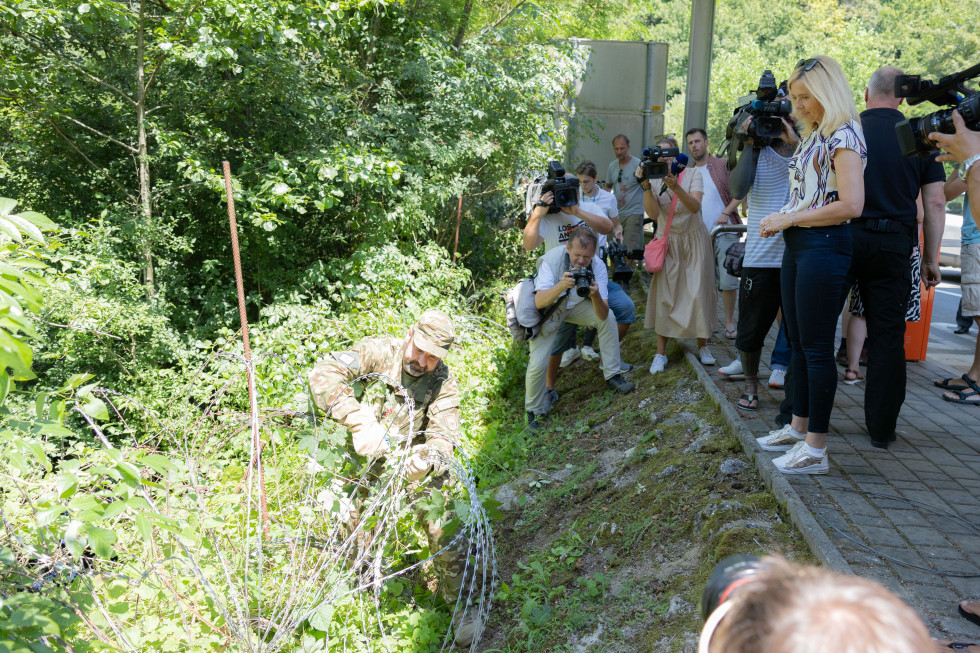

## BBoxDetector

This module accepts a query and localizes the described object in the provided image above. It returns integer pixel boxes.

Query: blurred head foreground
[701,556,932,653]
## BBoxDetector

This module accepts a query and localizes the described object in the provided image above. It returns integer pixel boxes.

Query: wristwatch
[963,153,980,181]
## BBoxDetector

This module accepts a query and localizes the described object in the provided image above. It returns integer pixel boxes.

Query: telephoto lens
[700,554,766,621]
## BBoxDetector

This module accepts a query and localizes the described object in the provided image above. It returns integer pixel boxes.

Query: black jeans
[846,222,914,442]
[781,224,852,434]
[735,267,782,353]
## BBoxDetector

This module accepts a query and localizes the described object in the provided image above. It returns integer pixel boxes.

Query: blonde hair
[788,55,860,139]
[707,557,932,653]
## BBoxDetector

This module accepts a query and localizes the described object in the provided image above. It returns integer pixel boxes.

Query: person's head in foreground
[700,555,932,653]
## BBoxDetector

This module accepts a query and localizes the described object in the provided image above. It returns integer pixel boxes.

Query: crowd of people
[521,56,980,472]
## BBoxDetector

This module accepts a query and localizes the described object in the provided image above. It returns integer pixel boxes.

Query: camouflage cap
[413,309,455,358]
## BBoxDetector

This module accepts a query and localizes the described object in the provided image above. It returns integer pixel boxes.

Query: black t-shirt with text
[860,107,945,224]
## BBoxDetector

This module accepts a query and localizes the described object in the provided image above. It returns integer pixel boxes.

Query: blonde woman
[755,55,867,474]
[639,136,717,374]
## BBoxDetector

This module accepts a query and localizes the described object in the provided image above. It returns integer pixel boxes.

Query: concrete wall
[564,40,670,175]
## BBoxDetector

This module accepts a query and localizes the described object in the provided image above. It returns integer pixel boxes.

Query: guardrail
[708,223,747,244]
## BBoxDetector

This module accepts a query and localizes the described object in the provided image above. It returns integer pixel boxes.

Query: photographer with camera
[604,134,645,287]
[834,66,948,447]
[698,555,933,653]
[524,228,635,429]
[931,109,980,407]
[638,136,718,374]
[719,108,796,414]
[757,55,867,475]
[552,161,637,374]
[523,162,614,253]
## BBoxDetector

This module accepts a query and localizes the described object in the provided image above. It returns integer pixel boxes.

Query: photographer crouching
[524,228,634,429]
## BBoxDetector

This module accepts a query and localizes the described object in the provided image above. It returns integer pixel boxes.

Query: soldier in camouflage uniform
[309,309,480,645]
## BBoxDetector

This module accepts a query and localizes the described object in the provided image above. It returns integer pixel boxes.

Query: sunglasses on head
[617,170,623,183]
[795,58,823,73]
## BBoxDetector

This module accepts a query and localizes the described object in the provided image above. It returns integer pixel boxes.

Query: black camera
[700,554,767,621]
[570,267,595,297]
[639,145,680,179]
[524,161,581,216]
[605,240,636,284]
[895,63,980,157]
[724,70,792,168]
[542,161,580,212]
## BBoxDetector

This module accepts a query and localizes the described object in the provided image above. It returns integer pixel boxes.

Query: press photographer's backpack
[503,276,568,342]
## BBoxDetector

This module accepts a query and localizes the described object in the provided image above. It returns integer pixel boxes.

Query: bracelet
[641,184,652,192]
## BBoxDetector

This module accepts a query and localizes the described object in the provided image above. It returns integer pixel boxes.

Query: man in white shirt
[687,128,744,339]
[524,228,635,429]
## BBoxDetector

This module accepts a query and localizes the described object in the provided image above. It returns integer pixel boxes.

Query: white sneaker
[768,368,786,388]
[649,353,668,375]
[699,347,716,366]
[719,359,743,376]
[580,346,600,361]
[772,441,829,475]
[756,424,806,451]
[560,347,581,368]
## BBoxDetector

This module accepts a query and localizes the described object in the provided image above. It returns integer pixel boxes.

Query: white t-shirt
[579,188,618,251]
[535,253,609,310]
[699,165,726,232]
[537,213,586,252]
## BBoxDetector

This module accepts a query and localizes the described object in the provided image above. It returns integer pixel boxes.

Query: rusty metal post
[222,160,269,536]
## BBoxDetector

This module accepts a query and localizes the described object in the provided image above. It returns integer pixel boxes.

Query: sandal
[843,368,864,385]
[735,394,758,411]
[934,374,978,390]
[723,328,737,340]
[942,386,980,406]
[960,602,980,628]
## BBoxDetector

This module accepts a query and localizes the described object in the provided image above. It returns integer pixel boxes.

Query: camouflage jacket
[309,336,461,446]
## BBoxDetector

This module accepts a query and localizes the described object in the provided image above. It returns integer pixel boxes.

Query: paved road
[693,236,980,642]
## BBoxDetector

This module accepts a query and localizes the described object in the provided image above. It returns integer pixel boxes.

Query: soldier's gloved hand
[404,438,454,481]
[350,410,390,457]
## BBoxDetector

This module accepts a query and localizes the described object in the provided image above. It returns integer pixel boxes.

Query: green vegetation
[0,0,976,649]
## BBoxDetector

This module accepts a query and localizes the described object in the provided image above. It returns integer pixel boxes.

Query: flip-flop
[843,368,864,385]
[723,328,737,340]
[942,643,979,650]
[942,386,980,406]
[961,602,980,628]
[934,374,978,390]
[735,394,758,411]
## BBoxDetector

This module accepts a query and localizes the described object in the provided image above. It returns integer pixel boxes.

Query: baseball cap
[413,309,455,358]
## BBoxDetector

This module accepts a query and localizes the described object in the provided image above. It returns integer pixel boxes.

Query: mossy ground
[477,291,816,652]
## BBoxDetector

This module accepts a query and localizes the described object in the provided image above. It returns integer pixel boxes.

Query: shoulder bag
[643,170,685,274]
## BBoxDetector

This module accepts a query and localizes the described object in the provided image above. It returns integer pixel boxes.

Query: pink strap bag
[643,170,684,274]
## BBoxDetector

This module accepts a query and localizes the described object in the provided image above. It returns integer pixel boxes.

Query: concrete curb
[683,348,853,574]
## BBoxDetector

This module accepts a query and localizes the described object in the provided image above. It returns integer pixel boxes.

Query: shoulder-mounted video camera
[639,145,680,179]
[723,70,793,169]
[895,63,980,157]
[525,161,581,216]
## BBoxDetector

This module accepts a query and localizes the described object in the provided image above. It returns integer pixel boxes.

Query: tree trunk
[453,0,474,51]
[137,0,155,295]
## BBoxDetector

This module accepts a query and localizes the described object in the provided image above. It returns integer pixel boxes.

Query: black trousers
[845,223,914,442]
[735,267,783,354]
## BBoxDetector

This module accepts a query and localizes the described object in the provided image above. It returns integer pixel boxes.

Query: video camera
[524,161,581,216]
[639,145,680,179]
[895,63,980,157]
[605,240,641,284]
[724,70,793,169]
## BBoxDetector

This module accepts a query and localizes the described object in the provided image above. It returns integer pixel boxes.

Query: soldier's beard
[403,360,426,377]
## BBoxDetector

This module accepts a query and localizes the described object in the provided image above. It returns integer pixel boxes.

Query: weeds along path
[479,316,816,652]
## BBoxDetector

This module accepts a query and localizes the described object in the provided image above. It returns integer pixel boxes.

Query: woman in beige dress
[639,137,718,374]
